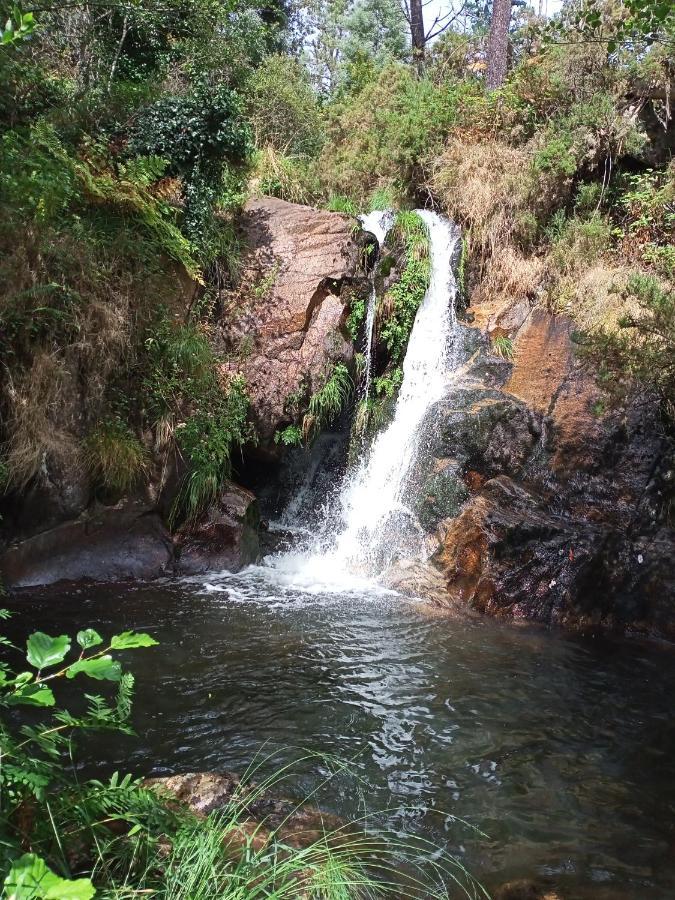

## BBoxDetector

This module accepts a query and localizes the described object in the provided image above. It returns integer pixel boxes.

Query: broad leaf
[66,656,121,682]
[110,631,158,650]
[4,853,95,900]
[76,629,103,650]
[26,633,70,670]
[6,683,55,707]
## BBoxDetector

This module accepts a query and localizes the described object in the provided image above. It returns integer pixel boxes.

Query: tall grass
[90,754,488,900]
[85,418,149,494]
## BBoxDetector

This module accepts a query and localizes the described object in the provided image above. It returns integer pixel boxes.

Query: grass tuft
[85,418,149,494]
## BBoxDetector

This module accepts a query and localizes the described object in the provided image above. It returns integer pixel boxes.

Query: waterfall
[271,210,460,589]
[357,210,394,402]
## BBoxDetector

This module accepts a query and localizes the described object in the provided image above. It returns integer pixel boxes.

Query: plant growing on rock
[379,212,430,365]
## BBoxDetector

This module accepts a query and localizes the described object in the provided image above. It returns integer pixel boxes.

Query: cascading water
[271,210,460,589]
[357,210,394,402]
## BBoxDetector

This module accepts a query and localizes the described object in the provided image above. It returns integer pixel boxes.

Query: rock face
[409,304,675,638]
[0,501,174,588]
[175,483,260,575]
[0,481,260,588]
[222,197,368,451]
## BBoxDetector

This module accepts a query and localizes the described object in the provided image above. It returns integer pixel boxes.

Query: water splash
[269,210,460,587]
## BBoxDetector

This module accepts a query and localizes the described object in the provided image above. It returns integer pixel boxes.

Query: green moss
[417,472,469,529]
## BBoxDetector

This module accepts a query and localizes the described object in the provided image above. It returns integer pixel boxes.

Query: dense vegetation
[1,0,672,539]
[0,0,673,889]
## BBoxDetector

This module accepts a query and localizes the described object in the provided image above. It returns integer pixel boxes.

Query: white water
[268,210,460,588]
[358,210,394,401]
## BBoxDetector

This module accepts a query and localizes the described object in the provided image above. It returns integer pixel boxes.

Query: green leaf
[66,656,121,682]
[5,683,55,707]
[26,633,70,670]
[110,631,158,649]
[4,853,95,900]
[76,629,103,650]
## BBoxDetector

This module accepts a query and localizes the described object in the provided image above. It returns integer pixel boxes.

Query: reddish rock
[223,197,368,450]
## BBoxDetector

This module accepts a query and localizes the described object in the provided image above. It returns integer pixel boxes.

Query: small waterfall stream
[272,210,461,587]
[357,210,394,402]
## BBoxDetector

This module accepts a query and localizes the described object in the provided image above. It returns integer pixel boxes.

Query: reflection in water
[6,571,675,899]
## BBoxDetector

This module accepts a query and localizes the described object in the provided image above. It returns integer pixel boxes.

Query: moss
[417,471,469,529]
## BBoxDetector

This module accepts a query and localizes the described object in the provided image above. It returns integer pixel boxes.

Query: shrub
[247,54,324,157]
[250,146,320,205]
[579,273,675,419]
[302,363,353,443]
[319,65,458,204]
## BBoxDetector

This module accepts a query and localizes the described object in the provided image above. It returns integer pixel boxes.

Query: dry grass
[4,353,83,489]
[430,139,534,264]
[471,246,545,309]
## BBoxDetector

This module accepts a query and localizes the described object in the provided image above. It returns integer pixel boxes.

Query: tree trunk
[486,0,511,89]
[408,0,425,70]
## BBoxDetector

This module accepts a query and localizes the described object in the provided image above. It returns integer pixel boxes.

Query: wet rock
[175,482,260,575]
[222,197,368,451]
[146,771,344,851]
[412,301,675,637]
[0,500,173,588]
[493,879,562,900]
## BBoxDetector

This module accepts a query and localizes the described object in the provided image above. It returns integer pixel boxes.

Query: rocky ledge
[394,304,674,638]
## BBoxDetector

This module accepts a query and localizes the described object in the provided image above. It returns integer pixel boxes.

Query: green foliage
[274,424,303,446]
[130,84,252,251]
[368,185,396,212]
[4,853,94,900]
[248,54,324,157]
[491,335,514,359]
[85,418,149,495]
[141,316,252,527]
[303,362,353,442]
[1,5,35,45]
[320,65,458,203]
[326,194,359,215]
[380,211,430,363]
[171,374,250,526]
[346,296,366,340]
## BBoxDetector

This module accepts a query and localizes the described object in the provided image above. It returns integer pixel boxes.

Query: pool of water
[6,567,675,898]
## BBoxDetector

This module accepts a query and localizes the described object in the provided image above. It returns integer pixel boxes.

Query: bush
[247,54,324,157]
[319,65,458,204]
[579,273,675,419]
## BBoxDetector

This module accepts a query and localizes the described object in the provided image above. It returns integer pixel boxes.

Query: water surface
[7,569,675,899]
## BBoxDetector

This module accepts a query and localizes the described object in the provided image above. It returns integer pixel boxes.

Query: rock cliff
[398,300,674,638]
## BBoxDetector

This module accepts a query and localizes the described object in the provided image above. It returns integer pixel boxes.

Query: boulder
[145,771,344,851]
[174,482,260,575]
[222,197,369,451]
[0,500,173,588]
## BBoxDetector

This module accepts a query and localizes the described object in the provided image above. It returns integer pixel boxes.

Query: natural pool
[7,567,675,899]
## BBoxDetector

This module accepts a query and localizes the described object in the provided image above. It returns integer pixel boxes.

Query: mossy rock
[417,470,469,530]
